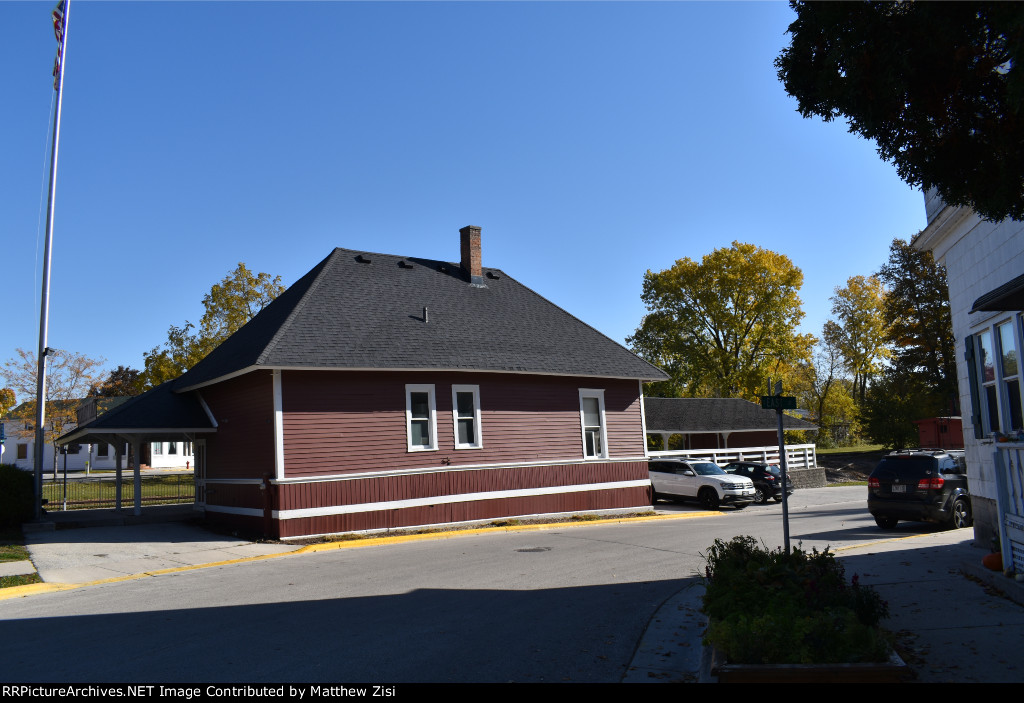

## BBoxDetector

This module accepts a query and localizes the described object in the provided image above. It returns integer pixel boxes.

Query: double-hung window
[978,329,1000,433]
[968,317,1024,437]
[452,385,482,449]
[997,320,1022,431]
[406,384,437,451]
[579,389,608,459]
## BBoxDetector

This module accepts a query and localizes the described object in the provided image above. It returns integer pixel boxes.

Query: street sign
[760,395,797,410]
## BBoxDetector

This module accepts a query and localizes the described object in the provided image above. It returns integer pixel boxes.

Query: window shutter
[964,336,985,439]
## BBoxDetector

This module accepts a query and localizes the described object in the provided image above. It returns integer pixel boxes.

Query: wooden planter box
[710,647,908,683]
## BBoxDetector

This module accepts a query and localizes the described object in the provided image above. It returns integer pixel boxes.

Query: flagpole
[33,0,70,521]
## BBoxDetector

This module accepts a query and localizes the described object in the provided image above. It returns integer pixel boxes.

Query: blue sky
[1,1,926,390]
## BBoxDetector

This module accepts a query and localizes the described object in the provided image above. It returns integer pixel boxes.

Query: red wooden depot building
[62,227,667,538]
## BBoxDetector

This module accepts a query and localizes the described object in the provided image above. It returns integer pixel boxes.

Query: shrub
[0,464,35,528]
[701,535,890,664]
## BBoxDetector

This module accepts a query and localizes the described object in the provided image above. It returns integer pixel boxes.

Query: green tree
[876,239,957,413]
[628,242,813,399]
[88,366,143,397]
[861,368,929,450]
[143,263,284,388]
[776,1,1024,221]
[830,276,889,404]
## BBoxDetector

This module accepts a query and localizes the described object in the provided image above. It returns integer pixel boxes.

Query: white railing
[994,443,1024,575]
[647,443,817,470]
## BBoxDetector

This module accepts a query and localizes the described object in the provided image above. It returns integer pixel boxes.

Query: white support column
[114,440,123,513]
[273,369,285,481]
[131,438,142,516]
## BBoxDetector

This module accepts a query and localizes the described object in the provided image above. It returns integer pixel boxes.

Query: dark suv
[723,461,795,504]
[867,449,971,530]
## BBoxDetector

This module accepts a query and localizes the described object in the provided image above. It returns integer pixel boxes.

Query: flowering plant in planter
[701,536,891,665]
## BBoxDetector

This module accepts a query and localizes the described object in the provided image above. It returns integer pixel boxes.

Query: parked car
[723,461,795,504]
[867,449,971,530]
[649,458,755,510]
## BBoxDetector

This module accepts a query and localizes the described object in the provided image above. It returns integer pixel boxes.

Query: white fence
[647,443,818,470]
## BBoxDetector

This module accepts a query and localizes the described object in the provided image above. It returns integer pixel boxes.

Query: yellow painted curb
[834,531,939,553]
[1,509,720,598]
[292,510,722,554]
[0,582,75,600]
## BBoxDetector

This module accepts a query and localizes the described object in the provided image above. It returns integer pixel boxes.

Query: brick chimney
[459,225,484,286]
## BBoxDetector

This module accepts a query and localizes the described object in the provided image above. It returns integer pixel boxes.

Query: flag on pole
[52,1,66,90]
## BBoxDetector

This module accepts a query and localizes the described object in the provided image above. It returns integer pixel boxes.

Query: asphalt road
[2,487,872,682]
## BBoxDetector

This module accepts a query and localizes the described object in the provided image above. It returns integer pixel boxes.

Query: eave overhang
[58,426,216,446]
[970,272,1024,313]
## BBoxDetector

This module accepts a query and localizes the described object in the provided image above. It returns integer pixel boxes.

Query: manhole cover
[515,547,551,553]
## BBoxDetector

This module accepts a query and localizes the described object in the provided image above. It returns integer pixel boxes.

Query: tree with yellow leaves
[142,263,284,388]
[629,242,813,399]
[829,276,889,404]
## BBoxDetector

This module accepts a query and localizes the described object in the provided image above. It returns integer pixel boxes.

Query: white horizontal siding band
[274,456,649,484]
[272,478,651,520]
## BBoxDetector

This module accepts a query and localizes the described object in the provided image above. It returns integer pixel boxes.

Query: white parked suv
[649,458,756,510]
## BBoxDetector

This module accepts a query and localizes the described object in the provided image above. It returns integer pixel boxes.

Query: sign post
[762,382,796,553]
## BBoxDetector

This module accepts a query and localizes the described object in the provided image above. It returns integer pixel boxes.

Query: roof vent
[486,271,500,280]
[356,254,371,264]
[398,260,414,269]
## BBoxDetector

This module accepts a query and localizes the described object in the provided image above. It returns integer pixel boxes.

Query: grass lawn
[0,526,36,589]
[1,574,42,588]
[0,527,30,563]
[0,543,31,563]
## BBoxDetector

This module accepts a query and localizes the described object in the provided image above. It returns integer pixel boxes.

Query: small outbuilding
[913,417,964,450]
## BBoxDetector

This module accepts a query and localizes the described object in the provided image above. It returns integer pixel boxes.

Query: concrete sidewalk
[11,522,301,584]
[625,528,1024,683]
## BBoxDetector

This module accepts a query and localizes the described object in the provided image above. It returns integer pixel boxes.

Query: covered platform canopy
[644,397,817,450]
[57,381,216,515]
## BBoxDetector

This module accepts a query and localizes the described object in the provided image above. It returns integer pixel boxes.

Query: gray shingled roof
[643,397,818,433]
[175,247,668,389]
[57,381,214,444]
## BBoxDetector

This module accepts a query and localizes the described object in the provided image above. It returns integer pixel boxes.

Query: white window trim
[971,315,1024,436]
[997,318,1022,432]
[452,384,483,449]
[406,384,438,452]
[579,388,609,460]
